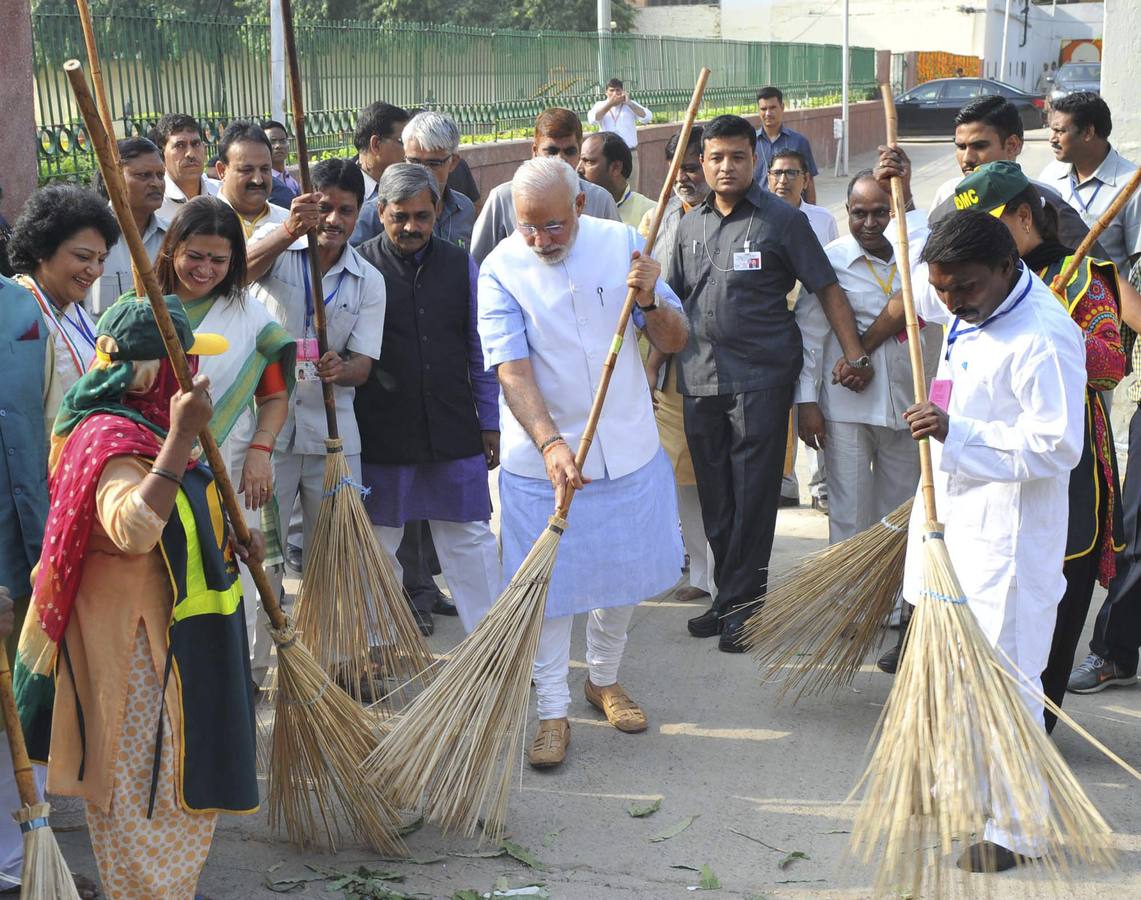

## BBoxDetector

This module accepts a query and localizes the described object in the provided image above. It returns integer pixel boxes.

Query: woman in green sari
[155,197,295,687]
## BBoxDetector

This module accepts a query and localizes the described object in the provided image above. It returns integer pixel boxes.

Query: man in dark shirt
[668,115,871,652]
[754,86,819,204]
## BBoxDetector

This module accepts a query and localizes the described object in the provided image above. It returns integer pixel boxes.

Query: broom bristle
[743,499,911,700]
[360,519,565,841]
[294,441,434,705]
[849,527,1115,897]
[14,802,80,900]
[268,621,408,856]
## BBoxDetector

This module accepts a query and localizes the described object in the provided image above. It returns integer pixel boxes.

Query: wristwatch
[636,296,659,313]
[847,355,872,369]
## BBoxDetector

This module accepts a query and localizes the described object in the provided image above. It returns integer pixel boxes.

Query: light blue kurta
[498,447,683,618]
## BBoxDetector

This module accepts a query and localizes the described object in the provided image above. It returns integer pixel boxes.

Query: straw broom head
[293,439,434,706]
[849,528,1115,896]
[743,498,911,700]
[360,517,564,840]
[12,803,81,900]
[268,619,408,856]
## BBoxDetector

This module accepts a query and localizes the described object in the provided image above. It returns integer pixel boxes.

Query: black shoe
[956,840,1035,873]
[718,617,749,653]
[411,605,434,636]
[432,593,459,616]
[778,495,800,508]
[286,542,304,574]
[687,608,722,638]
[877,604,912,674]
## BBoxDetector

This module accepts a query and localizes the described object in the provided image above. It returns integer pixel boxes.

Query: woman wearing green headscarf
[14,297,260,899]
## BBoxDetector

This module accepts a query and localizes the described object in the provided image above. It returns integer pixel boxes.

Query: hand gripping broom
[0,587,80,900]
[360,68,712,841]
[64,60,406,857]
[847,84,1114,896]
[276,0,433,706]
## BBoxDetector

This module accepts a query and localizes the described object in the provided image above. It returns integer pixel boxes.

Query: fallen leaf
[699,864,721,890]
[650,815,699,842]
[453,892,482,900]
[628,798,662,818]
[542,827,565,848]
[670,864,701,872]
[452,848,507,860]
[778,851,810,870]
[727,827,786,854]
[398,815,425,836]
[502,840,547,870]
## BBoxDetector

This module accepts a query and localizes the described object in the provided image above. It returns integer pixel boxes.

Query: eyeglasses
[406,156,451,170]
[768,169,803,180]
[516,222,567,237]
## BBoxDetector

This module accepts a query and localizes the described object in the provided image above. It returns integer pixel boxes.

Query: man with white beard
[478,157,690,769]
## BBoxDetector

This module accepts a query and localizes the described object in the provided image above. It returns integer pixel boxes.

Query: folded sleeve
[96,457,168,555]
[477,264,529,369]
[345,268,386,360]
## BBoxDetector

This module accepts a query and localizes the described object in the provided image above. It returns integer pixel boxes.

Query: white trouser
[0,746,46,889]
[372,519,502,633]
[808,448,827,500]
[678,484,714,595]
[534,606,636,720]
[822,421,919,544]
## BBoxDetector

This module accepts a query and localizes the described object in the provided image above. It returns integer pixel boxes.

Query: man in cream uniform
[478,158,689,770]
[901,210,1085,873]
[795,171,940,543]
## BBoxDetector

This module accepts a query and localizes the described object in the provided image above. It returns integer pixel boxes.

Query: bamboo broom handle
[1050,166,1141,293]
[0,592,41,808]
[556,66,712,519]
[74,0,118,164]
[880,84,938,523]
[279,0,338,441]
[64,61,289,633]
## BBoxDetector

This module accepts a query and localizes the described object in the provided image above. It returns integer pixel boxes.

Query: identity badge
[296,337,320,382]
[733,251,762,271]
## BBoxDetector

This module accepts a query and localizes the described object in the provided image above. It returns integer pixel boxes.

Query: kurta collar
[980,262,1032,326]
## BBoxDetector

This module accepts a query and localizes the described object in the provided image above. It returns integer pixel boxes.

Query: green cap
[94,296,227,362]
[949,160,1031,218]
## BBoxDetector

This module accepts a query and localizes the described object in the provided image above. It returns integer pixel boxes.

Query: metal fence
[32,11,877,182]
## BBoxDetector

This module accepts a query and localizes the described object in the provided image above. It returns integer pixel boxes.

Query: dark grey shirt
[667,181,837,396]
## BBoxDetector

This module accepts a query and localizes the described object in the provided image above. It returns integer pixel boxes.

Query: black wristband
[538,434,564,453]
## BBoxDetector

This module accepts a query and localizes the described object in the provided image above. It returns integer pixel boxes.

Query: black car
[894,78,1045,135]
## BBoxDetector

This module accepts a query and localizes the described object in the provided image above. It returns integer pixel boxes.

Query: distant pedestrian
[588,78,653,189]
[261,120,301,207]
[754,86,819,204]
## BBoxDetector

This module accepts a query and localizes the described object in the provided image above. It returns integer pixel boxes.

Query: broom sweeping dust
[276,0,433,706]
[360,67,712,841]
[847,83,1115,897]
[63,59,406,857]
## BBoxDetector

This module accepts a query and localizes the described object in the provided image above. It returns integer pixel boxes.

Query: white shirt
[902,260,1085,657]
[249,241,386,456]
[1039,147,1141,275]
[796,232,941,427]
[587,99,653,149]
[158,173,219,221]
[798,201,840,247]
[478,217,681,481]
[89,212,168,315]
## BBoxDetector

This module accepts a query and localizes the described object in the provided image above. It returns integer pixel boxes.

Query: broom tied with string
[0,588,80,900]
[847,83,1115,897]
[276,0,433,706]
[63,59,406,857]
[742,498,911,700]
[360,67,713,841]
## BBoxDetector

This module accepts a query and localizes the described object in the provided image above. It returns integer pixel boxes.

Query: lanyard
[26,277,94,375]
[945,271,1033,361]
[1069,174,1104,215]
[301,255,347,336]
[861,256,897,297]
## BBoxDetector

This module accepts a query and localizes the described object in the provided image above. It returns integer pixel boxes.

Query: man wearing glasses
[478,158,688,770]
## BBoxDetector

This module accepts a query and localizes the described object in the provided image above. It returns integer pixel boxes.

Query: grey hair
[376,162,441,207]
[402,111,461,155]
[511,157,580,207]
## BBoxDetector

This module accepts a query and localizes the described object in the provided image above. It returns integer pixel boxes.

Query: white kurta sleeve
[793,289,829,405]
[940,345,1085,484]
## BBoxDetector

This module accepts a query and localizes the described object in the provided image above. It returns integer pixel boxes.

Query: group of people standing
[0,75,1138,897]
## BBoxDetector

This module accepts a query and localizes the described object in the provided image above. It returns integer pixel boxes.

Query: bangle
[150,465,182,485]
[538,434,563,453]
[248,442,274,455]
[253,428,278,442]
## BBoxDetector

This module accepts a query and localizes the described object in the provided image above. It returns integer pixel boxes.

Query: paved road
[59,133,1141,898]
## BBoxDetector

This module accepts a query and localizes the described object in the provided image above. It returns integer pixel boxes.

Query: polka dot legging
[86,624,216,899]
